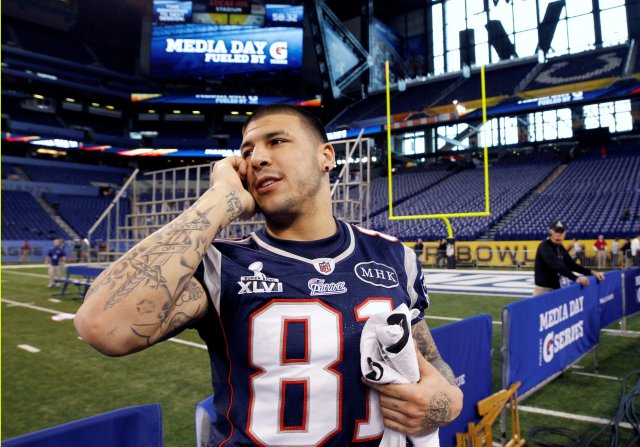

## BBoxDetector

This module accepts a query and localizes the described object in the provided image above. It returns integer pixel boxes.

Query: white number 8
[247,298,393,445]
[248,300,342,446]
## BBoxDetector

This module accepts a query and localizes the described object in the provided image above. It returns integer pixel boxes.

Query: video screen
[150,1,304,81]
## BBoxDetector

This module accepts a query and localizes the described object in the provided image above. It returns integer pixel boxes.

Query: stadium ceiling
[326,0,429,21]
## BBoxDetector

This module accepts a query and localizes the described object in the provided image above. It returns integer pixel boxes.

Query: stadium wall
[406,240,624,268]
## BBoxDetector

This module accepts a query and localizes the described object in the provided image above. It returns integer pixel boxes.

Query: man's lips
[255,175,282,193]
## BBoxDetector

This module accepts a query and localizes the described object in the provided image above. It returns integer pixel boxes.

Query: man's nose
[250,145,271,169]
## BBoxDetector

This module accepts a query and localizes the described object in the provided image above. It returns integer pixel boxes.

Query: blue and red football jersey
[194,220,429,446]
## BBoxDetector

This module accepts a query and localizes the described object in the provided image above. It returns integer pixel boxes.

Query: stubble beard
[260,167,324,223]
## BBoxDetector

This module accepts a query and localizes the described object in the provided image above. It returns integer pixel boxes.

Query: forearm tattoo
[225,191,243,221]
[412,320,459,428]
[423,391,452,431]
[412,320,458,386]
[86,204,217,345]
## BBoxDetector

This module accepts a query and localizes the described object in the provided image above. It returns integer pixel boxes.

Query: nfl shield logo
[319,262,331,274]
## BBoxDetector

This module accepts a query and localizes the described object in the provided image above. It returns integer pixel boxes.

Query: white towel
[360,303,440,447]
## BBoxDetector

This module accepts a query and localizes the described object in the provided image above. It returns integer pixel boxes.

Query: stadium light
[33,94,44,99]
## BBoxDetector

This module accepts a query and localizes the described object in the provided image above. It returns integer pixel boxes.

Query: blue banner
[624,267,640,316]
[131,92,320,106]
[597,270,623,328]
[150,25,303,80]
[432,314,493,447]
[3,404,162,447]
[503,284,600,396]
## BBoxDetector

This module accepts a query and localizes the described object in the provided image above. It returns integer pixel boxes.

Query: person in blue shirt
[75,104,462,446]
[45,238,66,288]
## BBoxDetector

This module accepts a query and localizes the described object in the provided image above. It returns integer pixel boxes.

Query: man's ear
[321,143,336,171]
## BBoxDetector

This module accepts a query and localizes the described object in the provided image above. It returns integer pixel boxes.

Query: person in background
[621,238,632,268]
[533,220,604,296]
[414,238,424,263]
[610,238,620,268]
[593,234,608,269]
[631,234,640,267]
[20,240,31,262]
[45,238,66,288]
[73,239,82,262]
[569,238,584,265]
[436,238,447,268]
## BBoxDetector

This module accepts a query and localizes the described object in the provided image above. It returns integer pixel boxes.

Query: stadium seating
[19,163,130,186]
[2,190,69,240]
[432,60,538,107]
[328,59,540,131]
[367,155,560,240]
[496,149,640,240]
[526,45,629,91]
[42,193,129,241]
[9,22,95,65]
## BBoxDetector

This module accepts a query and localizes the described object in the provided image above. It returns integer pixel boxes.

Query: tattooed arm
[74,156,255,356]
[364,319,463,436]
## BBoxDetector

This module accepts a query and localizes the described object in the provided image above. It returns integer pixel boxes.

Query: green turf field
[2,266,639,446]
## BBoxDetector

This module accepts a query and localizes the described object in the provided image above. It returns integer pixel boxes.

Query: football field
[2,265,639,446]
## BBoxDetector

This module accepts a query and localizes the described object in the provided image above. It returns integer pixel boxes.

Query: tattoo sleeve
[84,189,240,347]
[412,319,458,387]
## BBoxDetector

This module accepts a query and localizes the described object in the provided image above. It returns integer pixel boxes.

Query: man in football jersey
[75,104,462,446]
[45,238,66,287]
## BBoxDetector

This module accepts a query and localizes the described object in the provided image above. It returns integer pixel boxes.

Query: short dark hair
[242,104,328,144]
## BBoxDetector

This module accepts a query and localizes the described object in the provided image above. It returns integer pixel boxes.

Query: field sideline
[2,266,639,446]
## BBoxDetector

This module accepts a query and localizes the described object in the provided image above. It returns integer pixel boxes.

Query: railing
[99,135,371,261]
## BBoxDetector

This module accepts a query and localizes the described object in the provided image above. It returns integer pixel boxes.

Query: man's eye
[242,150,253,159]
[272,139,285,145]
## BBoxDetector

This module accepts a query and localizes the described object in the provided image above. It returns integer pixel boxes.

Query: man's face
[550,229,566,245]
[240,113,330,220]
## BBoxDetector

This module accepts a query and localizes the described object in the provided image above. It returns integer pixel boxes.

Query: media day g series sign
[538,295,586,365]
[504,284,599,396]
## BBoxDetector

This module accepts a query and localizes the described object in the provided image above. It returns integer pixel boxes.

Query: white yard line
[2,298,206,349]
[601,328,640,338]
[571,371,622,381]
[2,271,50,279]
[427,315,502,325]
[3,299,68,315]
[519,405,633,429]
[17,344,40,353]
[169,337,207,350]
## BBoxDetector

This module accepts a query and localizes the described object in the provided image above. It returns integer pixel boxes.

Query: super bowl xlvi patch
[237,261,283,294]
[307,278,347,296]
[354,261,399,288]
